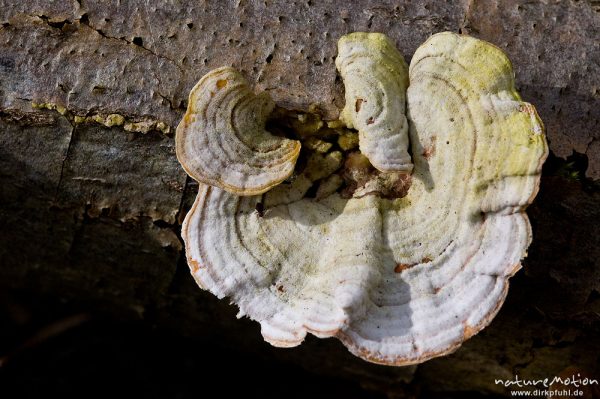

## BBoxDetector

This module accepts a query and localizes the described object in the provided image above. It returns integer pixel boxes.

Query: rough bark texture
[0,1,599,397]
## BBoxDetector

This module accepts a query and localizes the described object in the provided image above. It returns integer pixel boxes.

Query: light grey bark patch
[0,15,183,127]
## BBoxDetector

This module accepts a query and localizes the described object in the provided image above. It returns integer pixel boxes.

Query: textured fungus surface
[336,32,413,173]
[179,32,548,365]
[176,67,300,195]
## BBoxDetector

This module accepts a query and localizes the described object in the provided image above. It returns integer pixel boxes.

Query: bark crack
[459,0,474,34]
[54,118,76,202]
[584,136,598,155]
[79,19,184,75]
[175,175,191,225]
[35,11,184,75]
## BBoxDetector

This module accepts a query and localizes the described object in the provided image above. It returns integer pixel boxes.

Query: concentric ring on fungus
[176,67,301,196]
[177,32,548,365]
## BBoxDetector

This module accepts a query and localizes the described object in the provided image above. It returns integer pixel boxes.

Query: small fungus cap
[176,67,301,196]
[178,32,548,365]
[336,32,413,173]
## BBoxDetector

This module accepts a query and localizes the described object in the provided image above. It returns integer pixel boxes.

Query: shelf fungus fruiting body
[175,67,301,196]
[336,32,413,173]
[176,32,548,365]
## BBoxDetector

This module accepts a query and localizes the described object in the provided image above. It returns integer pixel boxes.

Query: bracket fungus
[336,32,413,173]
[176,32,548,365]
[176,67,301,195]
